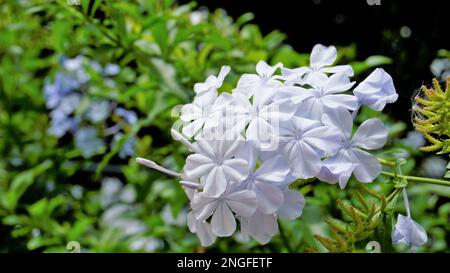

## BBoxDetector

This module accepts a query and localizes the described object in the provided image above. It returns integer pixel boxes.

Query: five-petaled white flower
[237,145,290,214]
[184,139,249,197]
[277,73,357,120]
[191,182,257,237]
[278,117,341,178]
[317,108,388,189]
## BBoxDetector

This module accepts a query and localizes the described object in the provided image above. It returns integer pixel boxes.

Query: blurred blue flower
[86,100,111,124]
[430,58,450,82]
[115,107,138,125]
[75,126,105,158]
[129,237,164,252]
[99,177,137,207]
[420,156,447,178]
[402,131,425,150]
[104,63,120,76]
[113,133,137,159]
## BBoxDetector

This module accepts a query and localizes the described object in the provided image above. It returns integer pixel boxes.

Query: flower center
[314,87,324,98]
[343,139,352,149]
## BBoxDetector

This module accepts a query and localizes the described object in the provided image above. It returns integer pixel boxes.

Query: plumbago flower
[392,188,428,252]
[184,139,249,197]
[277,73,358,119]
[281,44,353,85]
[353,68,398,111]
[136,44,400,246]
[278,117,341,178]
[318,108,388,189]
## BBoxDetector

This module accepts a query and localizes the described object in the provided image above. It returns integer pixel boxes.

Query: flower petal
[310,44,337,68]
[226,189,257,217]
[277,189,305,220]
[322,107,353,140]
[351,118,388,150]
[211,202,236,237]
[196,220,216,246]
[321,94,358,110]
[254,182,284,214]
[243,210,278,244]
[203,166,228,197]
[223,158,249,183]
[288,142,322,179]
[256,60,281,78]
[255,155,290,183]
[350,148,382,183]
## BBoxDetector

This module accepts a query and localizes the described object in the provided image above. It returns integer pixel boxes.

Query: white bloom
[184,139,249,197]
[277,73,357,119]
[238,145,290,214]
[353,68,398,111]
[180,66,232,138]
[225,93,295,150]
[278,117,341,178]
[392,188,428,252]
[281,44,353,84]
[233,61,283,106]
[190,10,208,25]
[392,214,428,251]
[318,108,388,188]
[194,65,230,102]
[191,182,257,237]
[180,92,233,138]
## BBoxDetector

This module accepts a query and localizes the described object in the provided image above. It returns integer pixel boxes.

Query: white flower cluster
[137,44,398,246]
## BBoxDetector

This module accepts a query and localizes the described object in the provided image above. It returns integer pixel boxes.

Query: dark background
[183,0,449,124]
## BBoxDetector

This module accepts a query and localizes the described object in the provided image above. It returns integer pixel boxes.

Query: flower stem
[376,157,396,167]
[278,222,294,253]
[380,171,450,187]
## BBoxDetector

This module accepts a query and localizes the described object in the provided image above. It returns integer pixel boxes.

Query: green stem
[278,222,294,253]
[376,157,396,167]
[380,171,450,187]
[377,157,450,186]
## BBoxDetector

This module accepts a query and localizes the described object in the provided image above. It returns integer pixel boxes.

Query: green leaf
[351,55,393,75]
[6,160,53,211]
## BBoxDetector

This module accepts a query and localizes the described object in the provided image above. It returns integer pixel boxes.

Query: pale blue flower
[430,58,450,81]
[191,182,257,237]
[184,139,249,197]
[104,63,120,76]
[115,107,138,125]
[318,108,388,188]
[392,214,428,252]
[353,68,398,111]
[237,145,290,214]
[278,116,341,178]
[75,127,105,158]
[277,72,357,120]
[86,100,111,124]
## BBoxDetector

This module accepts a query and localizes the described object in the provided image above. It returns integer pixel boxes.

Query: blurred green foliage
[0,0,447,253]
